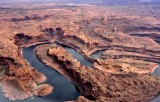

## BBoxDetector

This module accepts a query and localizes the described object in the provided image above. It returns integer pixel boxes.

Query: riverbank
[36,43,160,102]
[23,45,80,102]
[0,55,53,101]
[0,2,160,101]
[55,40,159,75]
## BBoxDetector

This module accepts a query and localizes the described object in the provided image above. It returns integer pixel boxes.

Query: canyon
[36,44,160,102]
[0,1,160,102]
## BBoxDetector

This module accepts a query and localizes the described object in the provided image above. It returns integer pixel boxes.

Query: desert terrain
[0,0,160,102]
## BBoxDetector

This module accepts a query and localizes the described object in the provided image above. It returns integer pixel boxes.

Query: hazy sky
[0,0,159,4]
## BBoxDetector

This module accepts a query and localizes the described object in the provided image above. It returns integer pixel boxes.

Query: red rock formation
[34,84,53,96]
[93,58,158,74]
[1,77,32,100]
[0,57,53,100]
[14,33,54,47]
[36,44,160,102]
[0,2,160,101]
[9,15,52,22]
[101,49,160,63]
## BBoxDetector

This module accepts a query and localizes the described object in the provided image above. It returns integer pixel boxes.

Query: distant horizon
[1,0,160,4]
[0,0,158,1]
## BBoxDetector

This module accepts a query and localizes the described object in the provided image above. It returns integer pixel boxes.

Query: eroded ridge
[0,2,160,101]
[0,56,53,100]
[36,44,160,102]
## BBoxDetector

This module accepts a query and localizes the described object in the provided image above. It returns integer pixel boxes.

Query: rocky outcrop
[1,2,160,101]
[1,77,32,100]
[57,34,160,63]
[14,33,33,47]
[0,57,18,76]
[130,33,160,43]
[122,26,160,33]
[0,56,53,100]
[36,44,160,102]
[93,58,158,74]
[9,15,52,22]
[14,27,65,47]
[43,28,54,35]
[34,84,53,97]
[101,49,160,63]
[14,33,53,47]
[75,96,91,102]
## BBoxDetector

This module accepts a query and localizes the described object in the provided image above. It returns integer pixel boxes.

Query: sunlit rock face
[34,84,53,97]
[0,0,160,101]
[1,77,31,100]
[1,77,53,100]
[35,44,160,102]
[0,57,52,100]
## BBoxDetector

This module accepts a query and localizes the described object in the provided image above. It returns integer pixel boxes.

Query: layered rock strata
[36,44,160,102]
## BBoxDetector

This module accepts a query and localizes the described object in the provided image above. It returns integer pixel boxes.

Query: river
[150,63,160,102]
[90,50,160,102]
[0,44,80,102]
[59,44,93,68]
[0,43,160,102]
